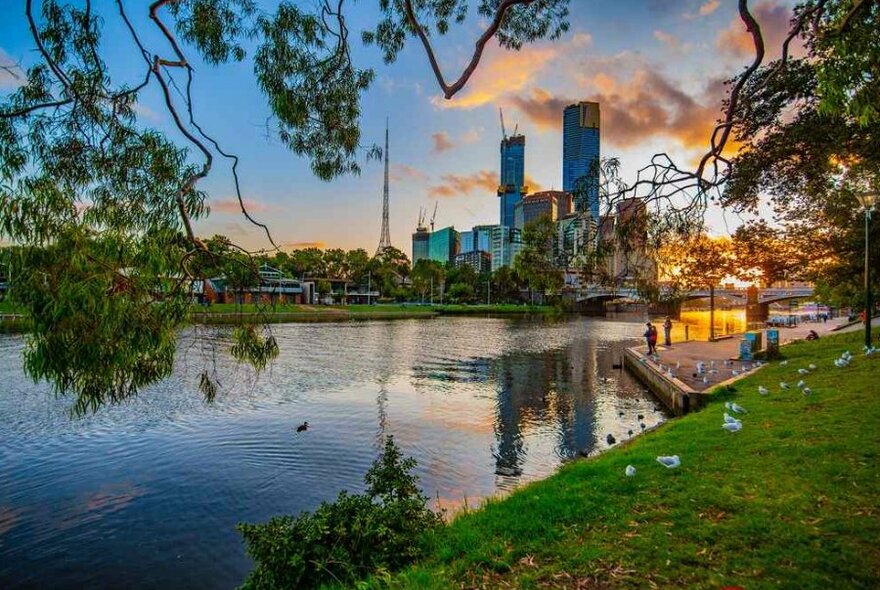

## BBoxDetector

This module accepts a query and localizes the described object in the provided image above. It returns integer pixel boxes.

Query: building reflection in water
[412,335,664,489]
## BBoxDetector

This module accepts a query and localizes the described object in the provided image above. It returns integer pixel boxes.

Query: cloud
[428,170,497,198]
[570,32,593,47]
[390,164,428,183]
[432,43,557,110]
[131,101,162,122]
[716,1,799,59]
[509,69,730,152]
[0,49,25,89]
[286,241,326,250]
[653,30,681,49]
[700,0,721,16]
[431,132,455,153]
[524,174,544,193]
[211,198,272,214]
[462,127,483,143]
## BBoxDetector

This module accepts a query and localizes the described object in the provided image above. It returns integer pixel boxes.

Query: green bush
[238,437,443,589]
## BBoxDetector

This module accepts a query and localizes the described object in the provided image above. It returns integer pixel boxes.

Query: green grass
[372,331,880,589]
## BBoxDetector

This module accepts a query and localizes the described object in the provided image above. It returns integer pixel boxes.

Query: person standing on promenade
[663,316,673,347]
[644,322,657,355]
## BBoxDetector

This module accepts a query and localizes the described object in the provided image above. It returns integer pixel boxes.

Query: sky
[0,0,801,254]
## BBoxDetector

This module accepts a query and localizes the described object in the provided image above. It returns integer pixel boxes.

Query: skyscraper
[562,101,601,220]
[498,134,526,227]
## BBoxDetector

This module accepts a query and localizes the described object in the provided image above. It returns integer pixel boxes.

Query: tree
[662,234,734,340]
[723,2,879,308]
[490,266,521,304]
[316,279,332,302]
[410,259,444,303]
[730,221,801,288]
[514,216,562,301]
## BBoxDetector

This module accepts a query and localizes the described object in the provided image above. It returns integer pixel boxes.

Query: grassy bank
[377,331,879,589]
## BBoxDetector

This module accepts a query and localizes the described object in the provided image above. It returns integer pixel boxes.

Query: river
[0,316,666,589]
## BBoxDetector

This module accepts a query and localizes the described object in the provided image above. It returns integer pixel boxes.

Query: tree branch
[403,0,535,99]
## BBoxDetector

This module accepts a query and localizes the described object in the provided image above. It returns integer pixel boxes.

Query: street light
[855,191,877,349]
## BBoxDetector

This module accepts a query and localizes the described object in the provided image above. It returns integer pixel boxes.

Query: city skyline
[0,0,798,252]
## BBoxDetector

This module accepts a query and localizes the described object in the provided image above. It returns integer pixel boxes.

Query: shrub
[238,437,443,589]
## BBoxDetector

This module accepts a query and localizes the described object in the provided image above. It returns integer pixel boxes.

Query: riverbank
[381,331,879,589]
[191,303,558,324]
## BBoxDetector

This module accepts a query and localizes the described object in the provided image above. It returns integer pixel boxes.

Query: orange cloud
[524,174,544,193]
[654,30,680,49]
[700,0,720,16]
[390,164,428,183]
[212,198,271,214]
[510,69,731,152]
[431,132,454,153]
[429,170,497,198]
[716,1,800,60]
[433,43,557,110]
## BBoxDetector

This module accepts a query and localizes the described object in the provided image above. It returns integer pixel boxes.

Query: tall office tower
[412,226,430,264]
[498,134,526,227]
[562,101,601,220]
[489,225,522,272]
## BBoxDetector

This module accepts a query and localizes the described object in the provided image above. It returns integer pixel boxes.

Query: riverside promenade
[625,317,850,414]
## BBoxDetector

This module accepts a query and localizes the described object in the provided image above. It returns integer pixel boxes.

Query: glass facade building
[498,135,526,227]
[562,102,601,220]
[427,226,460,264]
[411,228,430,264]
[489,225,522,272]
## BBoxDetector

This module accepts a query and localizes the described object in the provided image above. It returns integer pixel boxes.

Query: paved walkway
[635,318,849,393]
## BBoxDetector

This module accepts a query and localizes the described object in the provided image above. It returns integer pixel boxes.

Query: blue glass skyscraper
[562,102,601,220]
[498,134,525,227]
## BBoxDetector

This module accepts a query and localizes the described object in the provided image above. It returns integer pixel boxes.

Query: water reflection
[0,316,666,589]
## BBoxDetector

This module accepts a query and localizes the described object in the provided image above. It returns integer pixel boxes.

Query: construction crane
[430,201,438,232]
[499,107,507,140]
[417,207,426,230]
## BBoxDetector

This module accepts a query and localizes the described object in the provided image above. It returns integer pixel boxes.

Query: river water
[0,316,665,589]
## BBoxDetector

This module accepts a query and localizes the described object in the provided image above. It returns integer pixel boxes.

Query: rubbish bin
[741,331,763,360]
[766,328,780,358]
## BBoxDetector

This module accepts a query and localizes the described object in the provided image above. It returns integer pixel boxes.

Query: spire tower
[377,118,392,255]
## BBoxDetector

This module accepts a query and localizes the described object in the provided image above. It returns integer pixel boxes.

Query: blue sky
[0,1,798,253]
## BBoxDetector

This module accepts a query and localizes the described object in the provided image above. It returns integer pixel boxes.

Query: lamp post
[855,192,877,349]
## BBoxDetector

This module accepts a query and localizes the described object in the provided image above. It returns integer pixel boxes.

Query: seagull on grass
[802,387,812,396]
[722,421,743,433]
[723,412,740,424]
[780,382,790,390]
[656,455,681,469]
[808,363,817,370]
[725,401,747,414]
[625,465,636,477]
[797,380,806,389]
[758,386,769,396]
[798,368,810,376]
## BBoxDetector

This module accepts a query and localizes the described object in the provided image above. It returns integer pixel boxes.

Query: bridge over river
[578,286,815,305]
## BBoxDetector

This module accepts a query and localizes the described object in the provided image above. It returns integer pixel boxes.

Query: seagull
[722,421,743,433]
[802,387,812,396]
[637,414,644,420]
[710,360,717,369]
[606,433,616,445]
[640,423,647,430]
[702,376,709,385]
[726,401,747,414]
[628,429,633,437]
[780,382,790,390]
[808,363,817,370]
[780,360,789,366]
[797,380,806,389]
[743,364,751,371]
[732,370,740,376]
[296,421,309,433]
[723,412,741,424]
[625,465,636,477]
[758,386,769,396]
[676,361,681,369]
[798,368,809,376]
[656,455,681,469]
